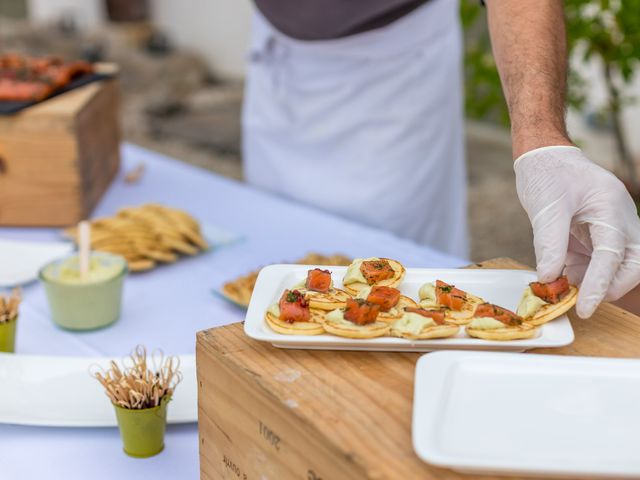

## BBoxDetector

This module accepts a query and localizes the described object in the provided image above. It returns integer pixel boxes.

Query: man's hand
[515,146,640,318]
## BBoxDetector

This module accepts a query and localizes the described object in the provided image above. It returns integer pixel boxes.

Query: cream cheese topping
[392,312,435,335]
[355,286,372,300]
[517,286,549,318]
[468,317,505,330]
[326,308,346,324]
[419,299,440,309]
[418,282,438,308]
[386,307,399,316]
[267,303,281,317]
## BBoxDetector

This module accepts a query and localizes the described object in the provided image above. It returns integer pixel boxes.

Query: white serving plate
[0,353,196,427]
[0,238,73,287]
[243,265,574,352]
[412,351,640,478]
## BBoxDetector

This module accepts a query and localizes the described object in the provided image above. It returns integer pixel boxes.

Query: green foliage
[461,0,639,126]
[459,1,510,125]
[565,0,640,187]
[565,0,640,82]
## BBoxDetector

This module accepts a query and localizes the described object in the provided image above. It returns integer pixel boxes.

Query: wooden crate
[0,72,120,227]
[196,258,640,480]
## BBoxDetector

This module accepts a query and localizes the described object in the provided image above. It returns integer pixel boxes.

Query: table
[0,143,466,480]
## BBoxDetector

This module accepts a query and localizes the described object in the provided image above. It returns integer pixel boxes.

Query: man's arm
[483,0,640,318]
[485,0,573,158]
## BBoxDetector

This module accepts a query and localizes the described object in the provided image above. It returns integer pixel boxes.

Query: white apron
[242,0,469,258]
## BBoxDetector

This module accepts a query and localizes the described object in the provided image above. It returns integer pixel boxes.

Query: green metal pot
[0,316,17,353]
[114,396,171,458]
[39,252,127,331]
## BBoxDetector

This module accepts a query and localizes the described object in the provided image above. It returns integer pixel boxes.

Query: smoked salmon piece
[404,307,446,325]
[474,303,522,326]
[305,268,332,293]
[360,260,395,285]
[279,289,310,323]
[367,286,401,311]
[530,276,570,304]
[343,298,380,325]
[435,280,467,311]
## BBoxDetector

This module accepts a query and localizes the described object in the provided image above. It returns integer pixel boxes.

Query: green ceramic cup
[39,252,127,331]
[0,316,17,353]
[114,396,171,458]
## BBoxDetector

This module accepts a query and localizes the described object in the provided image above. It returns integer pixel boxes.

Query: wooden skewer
[92,345,182,409]
[78,221,91,282]
[0,289,21,323]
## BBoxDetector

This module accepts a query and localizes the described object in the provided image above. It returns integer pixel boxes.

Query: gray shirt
[254,0,430,41]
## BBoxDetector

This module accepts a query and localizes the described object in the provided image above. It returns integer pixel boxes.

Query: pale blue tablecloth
[0,143,466,480]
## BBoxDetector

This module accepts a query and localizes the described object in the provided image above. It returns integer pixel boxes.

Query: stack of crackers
[65,204,208,272]
[221,253,351,308]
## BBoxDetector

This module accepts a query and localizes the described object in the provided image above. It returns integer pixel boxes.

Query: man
[242,0,640,319]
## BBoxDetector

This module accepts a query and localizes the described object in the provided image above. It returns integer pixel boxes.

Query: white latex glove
[514,145,640,318]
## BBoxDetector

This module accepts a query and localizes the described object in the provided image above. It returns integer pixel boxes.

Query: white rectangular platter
[412,351,640,478]
[244,265,574,352]
[0,353,196,427]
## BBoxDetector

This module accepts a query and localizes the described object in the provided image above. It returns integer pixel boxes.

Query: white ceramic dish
[0,238,73,287]
[0,353,196,427]
[244,265,574,352]
[412,351,640,478]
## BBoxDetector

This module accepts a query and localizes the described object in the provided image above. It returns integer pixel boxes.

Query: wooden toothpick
[78,221,91,281]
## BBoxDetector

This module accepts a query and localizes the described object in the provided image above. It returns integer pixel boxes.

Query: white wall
[151,0,252,79]
[27,0,103,28]
[26,0,252,80]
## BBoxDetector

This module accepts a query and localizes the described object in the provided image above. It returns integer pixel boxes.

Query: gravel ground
[466,124,535,265]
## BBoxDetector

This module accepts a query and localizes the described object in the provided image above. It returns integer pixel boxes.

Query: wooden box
[0,73,121,227]
[196,258,640,480]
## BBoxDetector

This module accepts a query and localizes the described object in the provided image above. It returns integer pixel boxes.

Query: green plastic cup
[39,252,127,331]
[0,316,17,353]
[114,396,171,458]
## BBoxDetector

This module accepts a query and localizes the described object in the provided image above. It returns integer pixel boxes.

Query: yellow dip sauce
[42,253,125,285]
